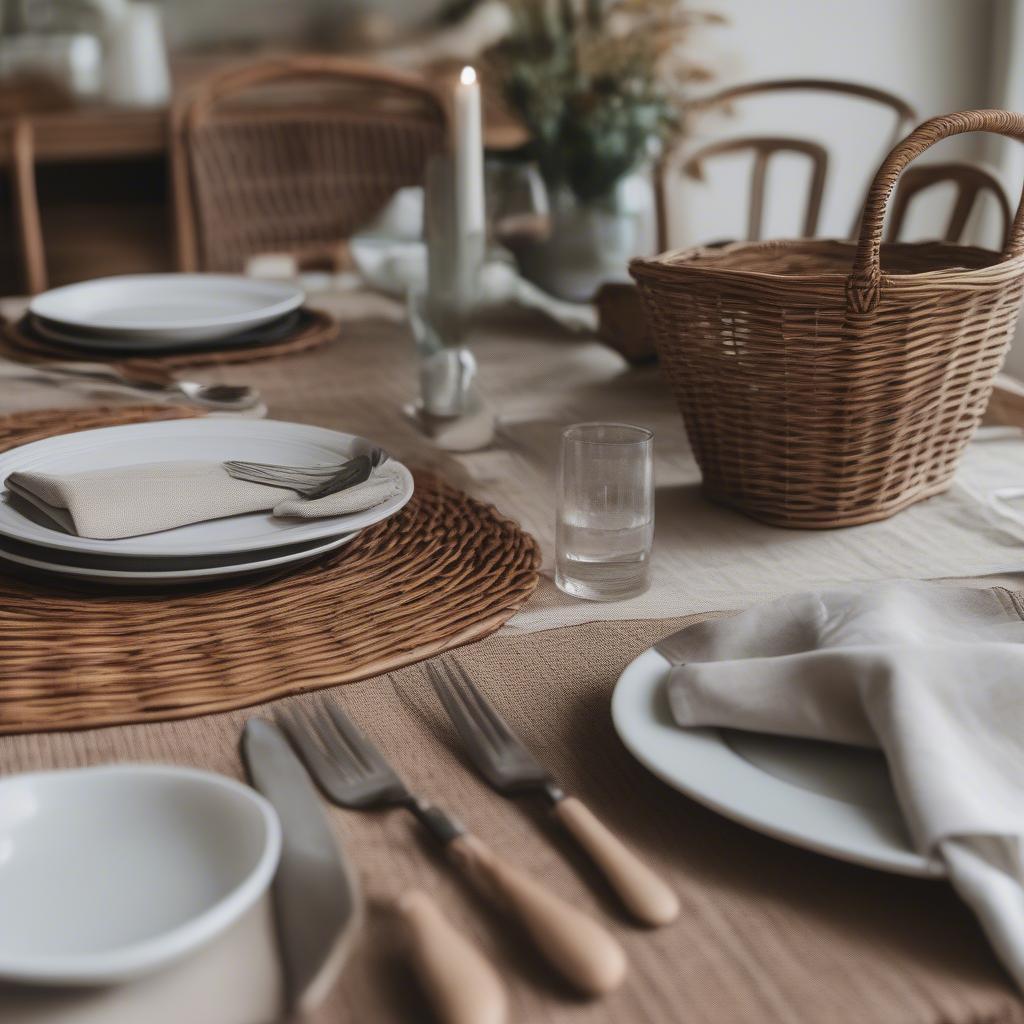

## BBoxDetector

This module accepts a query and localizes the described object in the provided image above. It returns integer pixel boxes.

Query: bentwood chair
[657,78,918,249]
[885,161,1012,247]
[5,118,46,293]
[171,56,448,273]
[678,136,829,242]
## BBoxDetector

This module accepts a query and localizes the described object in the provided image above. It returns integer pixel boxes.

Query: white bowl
[0,764,281,984]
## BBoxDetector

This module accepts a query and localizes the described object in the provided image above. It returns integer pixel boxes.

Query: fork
[427,657,680,927]
[224,448,387,498]
[278,698,627,997]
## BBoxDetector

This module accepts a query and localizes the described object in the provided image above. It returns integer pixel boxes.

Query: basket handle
[848,109,1024,313]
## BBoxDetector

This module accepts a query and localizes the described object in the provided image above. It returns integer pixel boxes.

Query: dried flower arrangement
[487,0,720,202]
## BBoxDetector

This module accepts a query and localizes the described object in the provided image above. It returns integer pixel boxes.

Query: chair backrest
[171,56,448,272]
[7,118,46,293]
[885,161,1012,247]
[681,136,828,242]
[657,78,917,249]
[683,78,917,139]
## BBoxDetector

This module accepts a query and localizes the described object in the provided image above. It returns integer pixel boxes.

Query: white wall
[668,0,998,247]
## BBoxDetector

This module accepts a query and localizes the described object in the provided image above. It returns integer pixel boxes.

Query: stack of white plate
[26,274,306,355]
[0,419,413,586]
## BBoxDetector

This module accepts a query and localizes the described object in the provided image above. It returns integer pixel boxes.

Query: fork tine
[225,460,340,475]
[323,699,394,776]
[426,660,502,758]
[430,657,550,790]
[309,701,367,778]
[445,657,517,745]
[275,706,341,787]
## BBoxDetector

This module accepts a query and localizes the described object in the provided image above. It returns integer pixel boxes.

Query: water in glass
[555,423,653,601]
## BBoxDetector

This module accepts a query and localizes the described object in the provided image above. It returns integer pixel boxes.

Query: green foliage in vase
[489,0,718,203]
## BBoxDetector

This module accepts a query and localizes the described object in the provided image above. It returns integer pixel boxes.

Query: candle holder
[406,151,495,451]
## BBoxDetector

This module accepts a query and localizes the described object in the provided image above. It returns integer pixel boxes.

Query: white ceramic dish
[0,764,281,984]
[0,529,356,585]
[0,418,414,558]
[28,309,303,356]
[611,647,945,878]
[29,275,304,342]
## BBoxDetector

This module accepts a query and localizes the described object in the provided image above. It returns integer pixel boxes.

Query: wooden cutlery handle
[447,833,627,996]
[396,889,508,1024]
[554,796,680,927]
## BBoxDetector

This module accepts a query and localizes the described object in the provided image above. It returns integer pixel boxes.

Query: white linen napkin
[663,582,1024,992]
[4,461,403,539]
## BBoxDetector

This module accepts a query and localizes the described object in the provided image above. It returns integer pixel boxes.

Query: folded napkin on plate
[5,461,403,539]
[664,582,1024,992]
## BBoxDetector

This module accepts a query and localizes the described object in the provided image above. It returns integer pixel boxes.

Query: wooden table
[0,295,1022,1022]
[0,55,526,294]
[0,105,167,165]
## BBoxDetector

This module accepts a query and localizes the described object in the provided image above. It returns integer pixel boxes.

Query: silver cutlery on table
[0,357,261,411]
[225,447,388,498]
[427,657,680,928]
[242,718,364,1018]
[245,717,505,1024]
[279,698,627,997]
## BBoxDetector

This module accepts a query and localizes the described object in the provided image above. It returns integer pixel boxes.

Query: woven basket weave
[171,57,446,273]
[631,110,1024,528]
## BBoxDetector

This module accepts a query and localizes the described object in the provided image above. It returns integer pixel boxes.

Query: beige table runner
[2,616,1022,1024]
[5,291,1024,635]
[172,293,1024,630]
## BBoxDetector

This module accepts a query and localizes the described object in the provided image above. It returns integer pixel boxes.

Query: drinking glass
[555,423,654,601]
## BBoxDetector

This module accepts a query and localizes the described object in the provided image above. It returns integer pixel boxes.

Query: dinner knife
[242,717,364,1018]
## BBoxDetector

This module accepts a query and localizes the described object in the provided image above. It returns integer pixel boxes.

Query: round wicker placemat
[0,306,337,369]
[0,405,541,735]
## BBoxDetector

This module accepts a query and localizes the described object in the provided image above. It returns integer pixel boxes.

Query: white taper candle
[454,66,485,237]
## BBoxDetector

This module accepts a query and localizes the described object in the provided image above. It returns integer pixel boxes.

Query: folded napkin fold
[664,582,1024,992]
[5,460,403,539]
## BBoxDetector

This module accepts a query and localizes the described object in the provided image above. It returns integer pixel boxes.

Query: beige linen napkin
[5,461,403,539]
[663,582,1024,992]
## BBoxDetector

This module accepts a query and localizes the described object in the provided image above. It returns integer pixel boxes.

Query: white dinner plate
[28,309,304,355]
[611,646,945,878]
[0,529,356,586]
[29,274,304,342]
[0,764,280,984]
[0,418,414,558]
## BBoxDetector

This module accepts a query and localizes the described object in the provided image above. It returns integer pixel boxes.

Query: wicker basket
[631,109,1024,528]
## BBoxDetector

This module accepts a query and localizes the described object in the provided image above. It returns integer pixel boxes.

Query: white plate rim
[0,530,356,581]
[0,418,413,557]
[28,311,302,355]
[0,763,281,984]
[611,646,945,878]
[29,275,304,338]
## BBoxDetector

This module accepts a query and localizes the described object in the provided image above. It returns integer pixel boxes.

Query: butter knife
[242,717,363,1017]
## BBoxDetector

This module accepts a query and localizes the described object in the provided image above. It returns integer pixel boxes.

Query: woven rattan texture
[0,307,338,369]
[174,59,447,272]
[0,406,541,736]
[191,113,442,272]
[633,110,1024,529]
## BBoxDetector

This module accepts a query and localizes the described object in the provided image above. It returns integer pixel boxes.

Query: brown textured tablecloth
[3,293,1024,1021]
[2,615,1022,1024]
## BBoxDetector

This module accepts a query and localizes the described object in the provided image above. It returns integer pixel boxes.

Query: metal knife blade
[242,717,363,1016]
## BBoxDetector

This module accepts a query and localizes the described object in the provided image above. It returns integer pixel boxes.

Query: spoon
[0,358,261,412]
